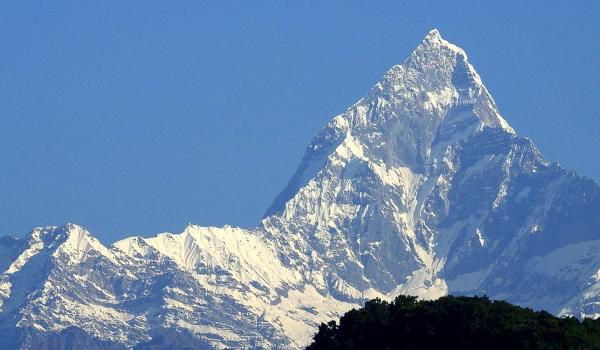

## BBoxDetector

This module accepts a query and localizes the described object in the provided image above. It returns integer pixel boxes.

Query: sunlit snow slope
[1,29,600,349]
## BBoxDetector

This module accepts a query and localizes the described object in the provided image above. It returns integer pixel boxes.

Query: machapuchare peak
[423,28,460,46]
[2,29,599,350]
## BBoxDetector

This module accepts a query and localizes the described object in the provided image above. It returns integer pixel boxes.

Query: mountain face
[2,29,600,349]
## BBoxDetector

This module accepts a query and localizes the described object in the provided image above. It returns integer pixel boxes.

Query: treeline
[307,295,600,350]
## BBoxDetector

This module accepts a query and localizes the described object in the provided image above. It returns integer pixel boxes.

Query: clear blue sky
[1,1,598,242]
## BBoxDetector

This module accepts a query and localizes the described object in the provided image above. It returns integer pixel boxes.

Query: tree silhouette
[307,295,600,350]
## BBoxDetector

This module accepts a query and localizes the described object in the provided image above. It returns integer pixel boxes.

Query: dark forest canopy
[307,295,600,350]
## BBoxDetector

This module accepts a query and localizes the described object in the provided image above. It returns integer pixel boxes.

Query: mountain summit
[1,30,600,350]
[266,29,513,217]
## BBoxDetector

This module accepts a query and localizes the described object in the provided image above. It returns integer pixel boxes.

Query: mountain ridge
[1,30,600,349]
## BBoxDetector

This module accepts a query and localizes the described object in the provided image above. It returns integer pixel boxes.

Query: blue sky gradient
[1,1,599,242]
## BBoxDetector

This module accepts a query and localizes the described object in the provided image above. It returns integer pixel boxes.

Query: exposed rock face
[1,30,599,349]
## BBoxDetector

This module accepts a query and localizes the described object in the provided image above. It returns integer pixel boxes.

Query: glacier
[1,29,600,349]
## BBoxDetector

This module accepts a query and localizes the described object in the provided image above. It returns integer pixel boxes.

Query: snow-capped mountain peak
[411,28,467,60]
[1,30,599,350]
[266,30,514,220]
